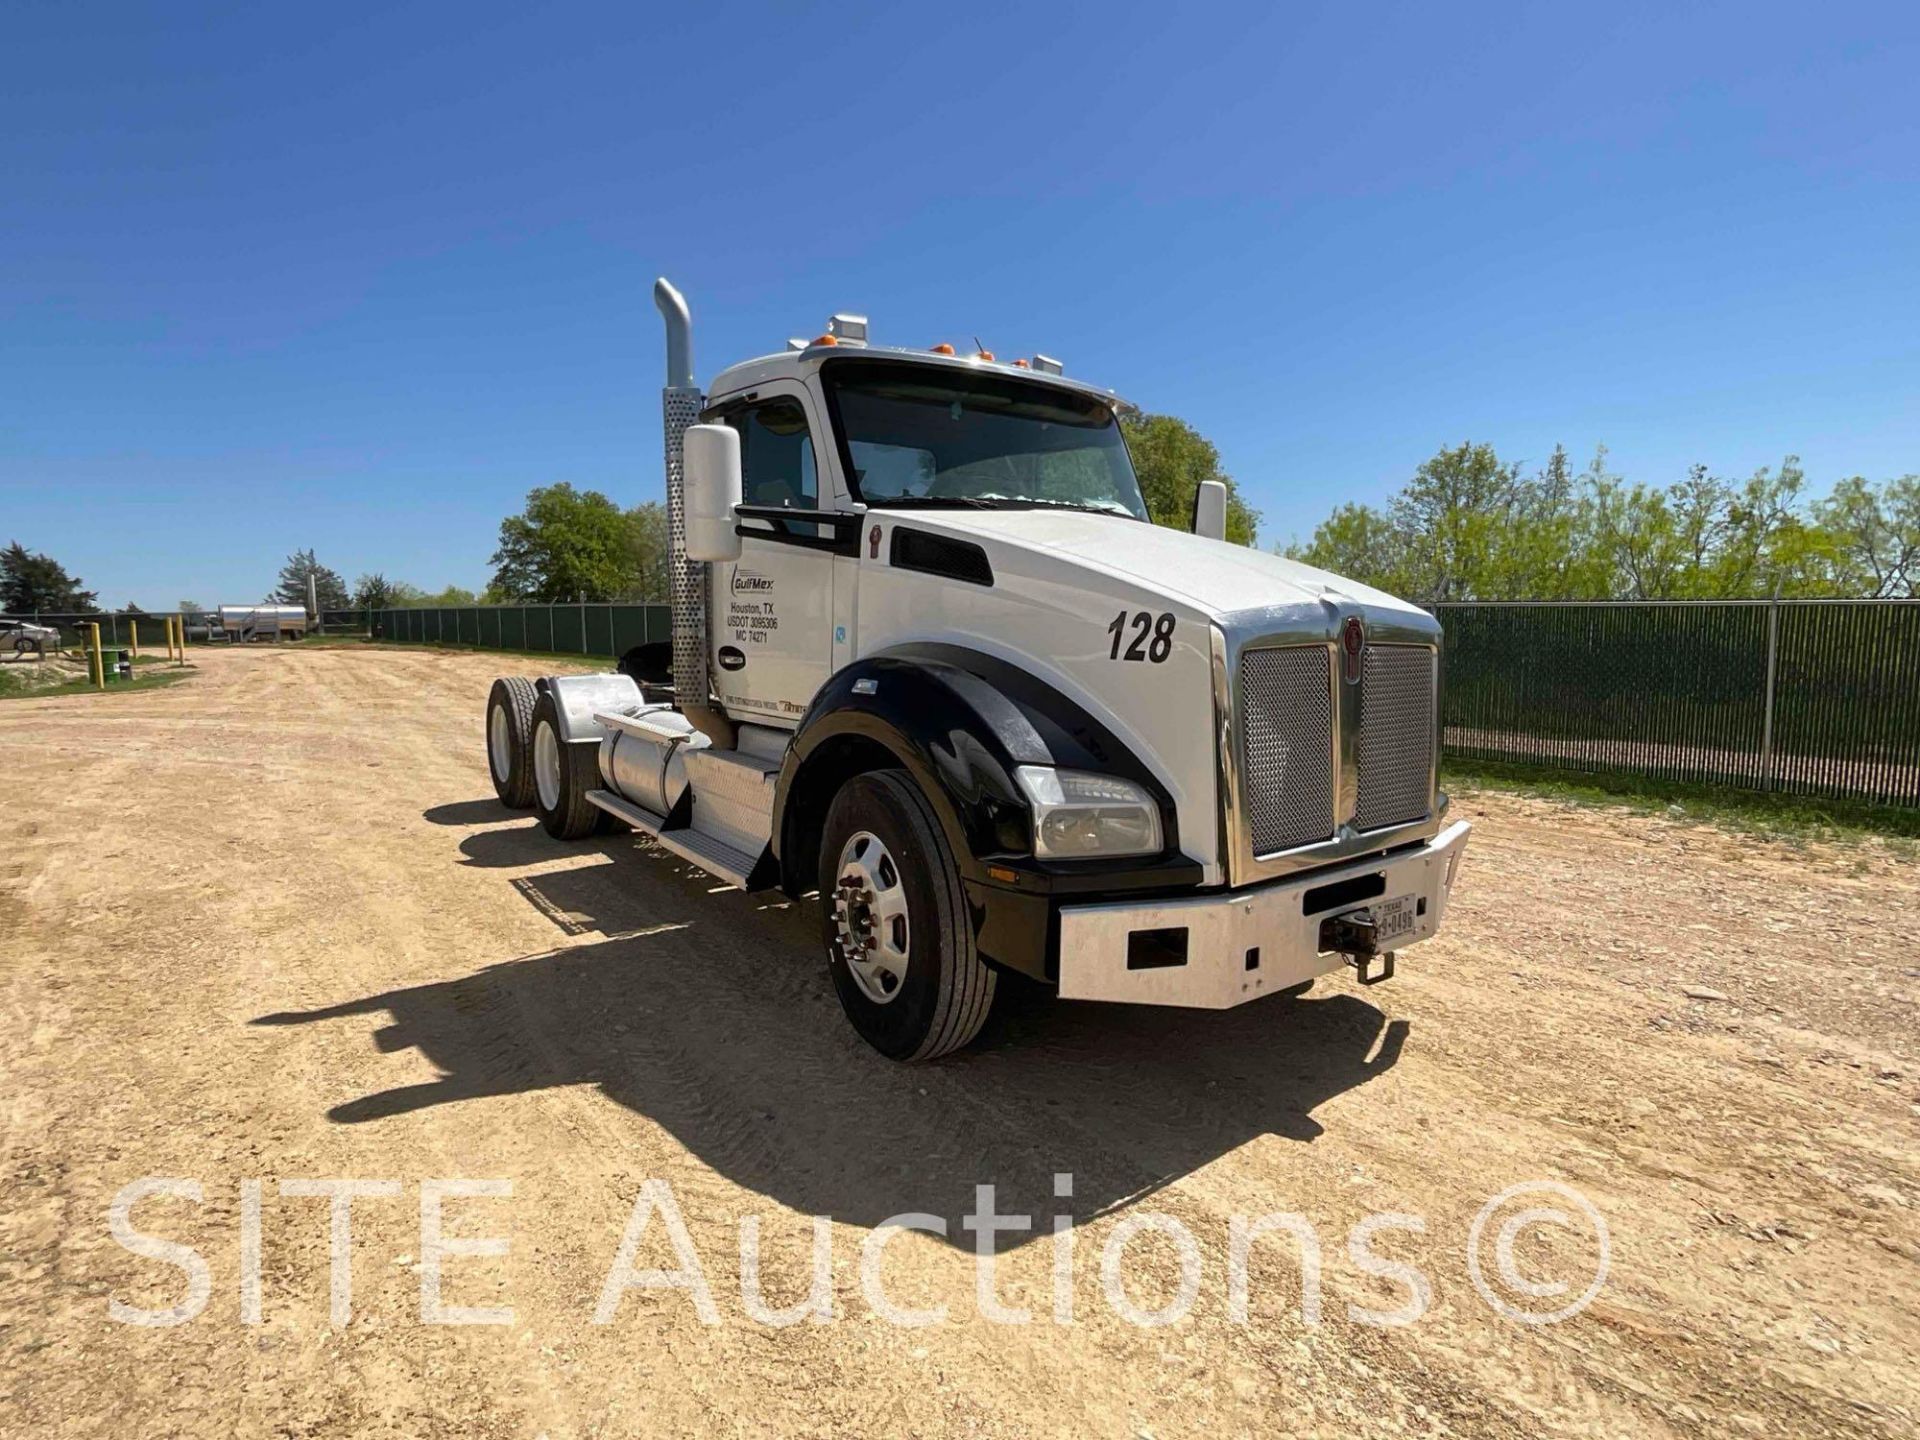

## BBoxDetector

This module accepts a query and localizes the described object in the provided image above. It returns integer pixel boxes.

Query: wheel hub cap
[533,721,561,811]
[489,703,511,781]
[834,830,910,1005]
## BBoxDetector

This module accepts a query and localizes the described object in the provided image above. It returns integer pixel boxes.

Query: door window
[728,399,819,509]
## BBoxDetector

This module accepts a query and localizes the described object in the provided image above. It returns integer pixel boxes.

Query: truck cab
[484,281,1470,1061]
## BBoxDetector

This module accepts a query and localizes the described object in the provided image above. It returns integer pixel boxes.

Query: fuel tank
[596,704,711,818]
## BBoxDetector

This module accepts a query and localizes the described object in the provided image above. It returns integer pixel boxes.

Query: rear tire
[486,676,538,808]
[530,690,610,840]
[818,771,996,1062]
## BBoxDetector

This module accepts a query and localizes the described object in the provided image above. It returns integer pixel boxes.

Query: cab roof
[706,344,1129,410]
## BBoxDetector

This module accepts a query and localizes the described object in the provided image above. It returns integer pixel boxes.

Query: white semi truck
[483,280,1470,1061]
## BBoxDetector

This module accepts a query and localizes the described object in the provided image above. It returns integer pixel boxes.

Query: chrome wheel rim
[488,703,512,781]
[533,721,561,811]
[834,830,910,1005]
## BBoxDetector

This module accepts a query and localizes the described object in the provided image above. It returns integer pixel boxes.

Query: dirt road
[3,645,1916,1438]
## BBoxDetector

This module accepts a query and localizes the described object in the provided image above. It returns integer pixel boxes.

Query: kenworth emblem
[1341,614,1366,684]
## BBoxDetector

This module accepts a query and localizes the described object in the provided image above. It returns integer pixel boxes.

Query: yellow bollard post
[173,615,184,664]
[130,618,140,660]
[88,623,105,690]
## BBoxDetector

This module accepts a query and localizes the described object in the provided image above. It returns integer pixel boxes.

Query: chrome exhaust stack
[653,278,728,743]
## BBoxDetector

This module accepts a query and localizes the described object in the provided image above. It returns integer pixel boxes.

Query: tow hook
[1319,910,1397,986]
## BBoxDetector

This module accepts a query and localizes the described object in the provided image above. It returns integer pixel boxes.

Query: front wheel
[818,771,996,1062]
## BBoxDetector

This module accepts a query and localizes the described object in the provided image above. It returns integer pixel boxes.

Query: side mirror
[1192,479,1228,542]
[683,424,743,562]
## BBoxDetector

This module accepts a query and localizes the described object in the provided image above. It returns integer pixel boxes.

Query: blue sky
[4,1,1916,606]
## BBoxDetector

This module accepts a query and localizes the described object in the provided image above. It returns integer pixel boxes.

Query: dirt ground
[2,644,1916,1439]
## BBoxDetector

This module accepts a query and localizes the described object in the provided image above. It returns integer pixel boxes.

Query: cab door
[706,385,837,726]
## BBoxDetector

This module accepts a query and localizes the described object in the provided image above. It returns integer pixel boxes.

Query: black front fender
[772,644,1201,900]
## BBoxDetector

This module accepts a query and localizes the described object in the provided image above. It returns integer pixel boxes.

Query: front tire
[818,771,996,1062]
[530,690,609,840]
[485,676,538,808]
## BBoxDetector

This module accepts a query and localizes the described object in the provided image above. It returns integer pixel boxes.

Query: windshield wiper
[866,496,1010,511]
[867,495,1143,518]
[1014,497,1144,519]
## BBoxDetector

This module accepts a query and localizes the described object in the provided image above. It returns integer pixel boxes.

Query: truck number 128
[1107,610,1175,663]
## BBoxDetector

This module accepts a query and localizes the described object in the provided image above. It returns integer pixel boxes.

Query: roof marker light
[1011,358,1030,368]
[975,349,995,362]
[930,342,955,355]
[812,333,838,346]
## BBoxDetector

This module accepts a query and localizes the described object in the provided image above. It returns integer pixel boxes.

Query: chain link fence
[369,603,671,658]
[8,611,200,652]
[1437,600,1920,807]
[22,597,1914,807]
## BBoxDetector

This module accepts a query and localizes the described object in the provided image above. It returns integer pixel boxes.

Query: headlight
[1013,766,1163,859]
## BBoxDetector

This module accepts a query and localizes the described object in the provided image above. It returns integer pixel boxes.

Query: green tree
[177,598,202,614]
[1815,474,1920,597]
[1285,502,1414,595]
[1121,412,1260,545]
[1,541,99,612]
[275,549,350,615]
[621,501,670,602]
[1288,441,1906,601]
[1286,441,1605,600]
[419,584,479,606]
[1389,441,1525,601]
[1588,455,1844,599]
[351,573,425,609]
[490,483,645,601]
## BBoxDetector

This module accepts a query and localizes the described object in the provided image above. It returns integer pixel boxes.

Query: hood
[873,508,1430,625]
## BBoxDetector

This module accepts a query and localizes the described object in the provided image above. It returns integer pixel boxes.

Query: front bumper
[1056,820,1471,1008]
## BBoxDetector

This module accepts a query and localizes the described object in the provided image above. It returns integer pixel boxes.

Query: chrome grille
[1238,646,1334,856]
[1356,644,1435,831]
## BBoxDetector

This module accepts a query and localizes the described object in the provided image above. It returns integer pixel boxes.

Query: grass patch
[1444,756,1920,847]
[0,661,197,701]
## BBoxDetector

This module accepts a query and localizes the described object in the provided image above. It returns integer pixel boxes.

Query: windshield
[822,358,1148,519]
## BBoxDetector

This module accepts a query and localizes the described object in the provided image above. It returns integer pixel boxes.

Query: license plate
[1374,894,1418,944]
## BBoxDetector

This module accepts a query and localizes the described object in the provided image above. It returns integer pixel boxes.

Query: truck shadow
[423,798,518,826]
[254,831,1408,1250]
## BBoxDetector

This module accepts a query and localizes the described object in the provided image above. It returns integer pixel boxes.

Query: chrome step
[652,825,768,890]
[585,789,774,891]
[585,789,668,836]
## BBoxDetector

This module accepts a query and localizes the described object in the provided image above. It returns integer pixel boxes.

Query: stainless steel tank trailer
[215,605,309,642]
[483,280,1471,1060]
